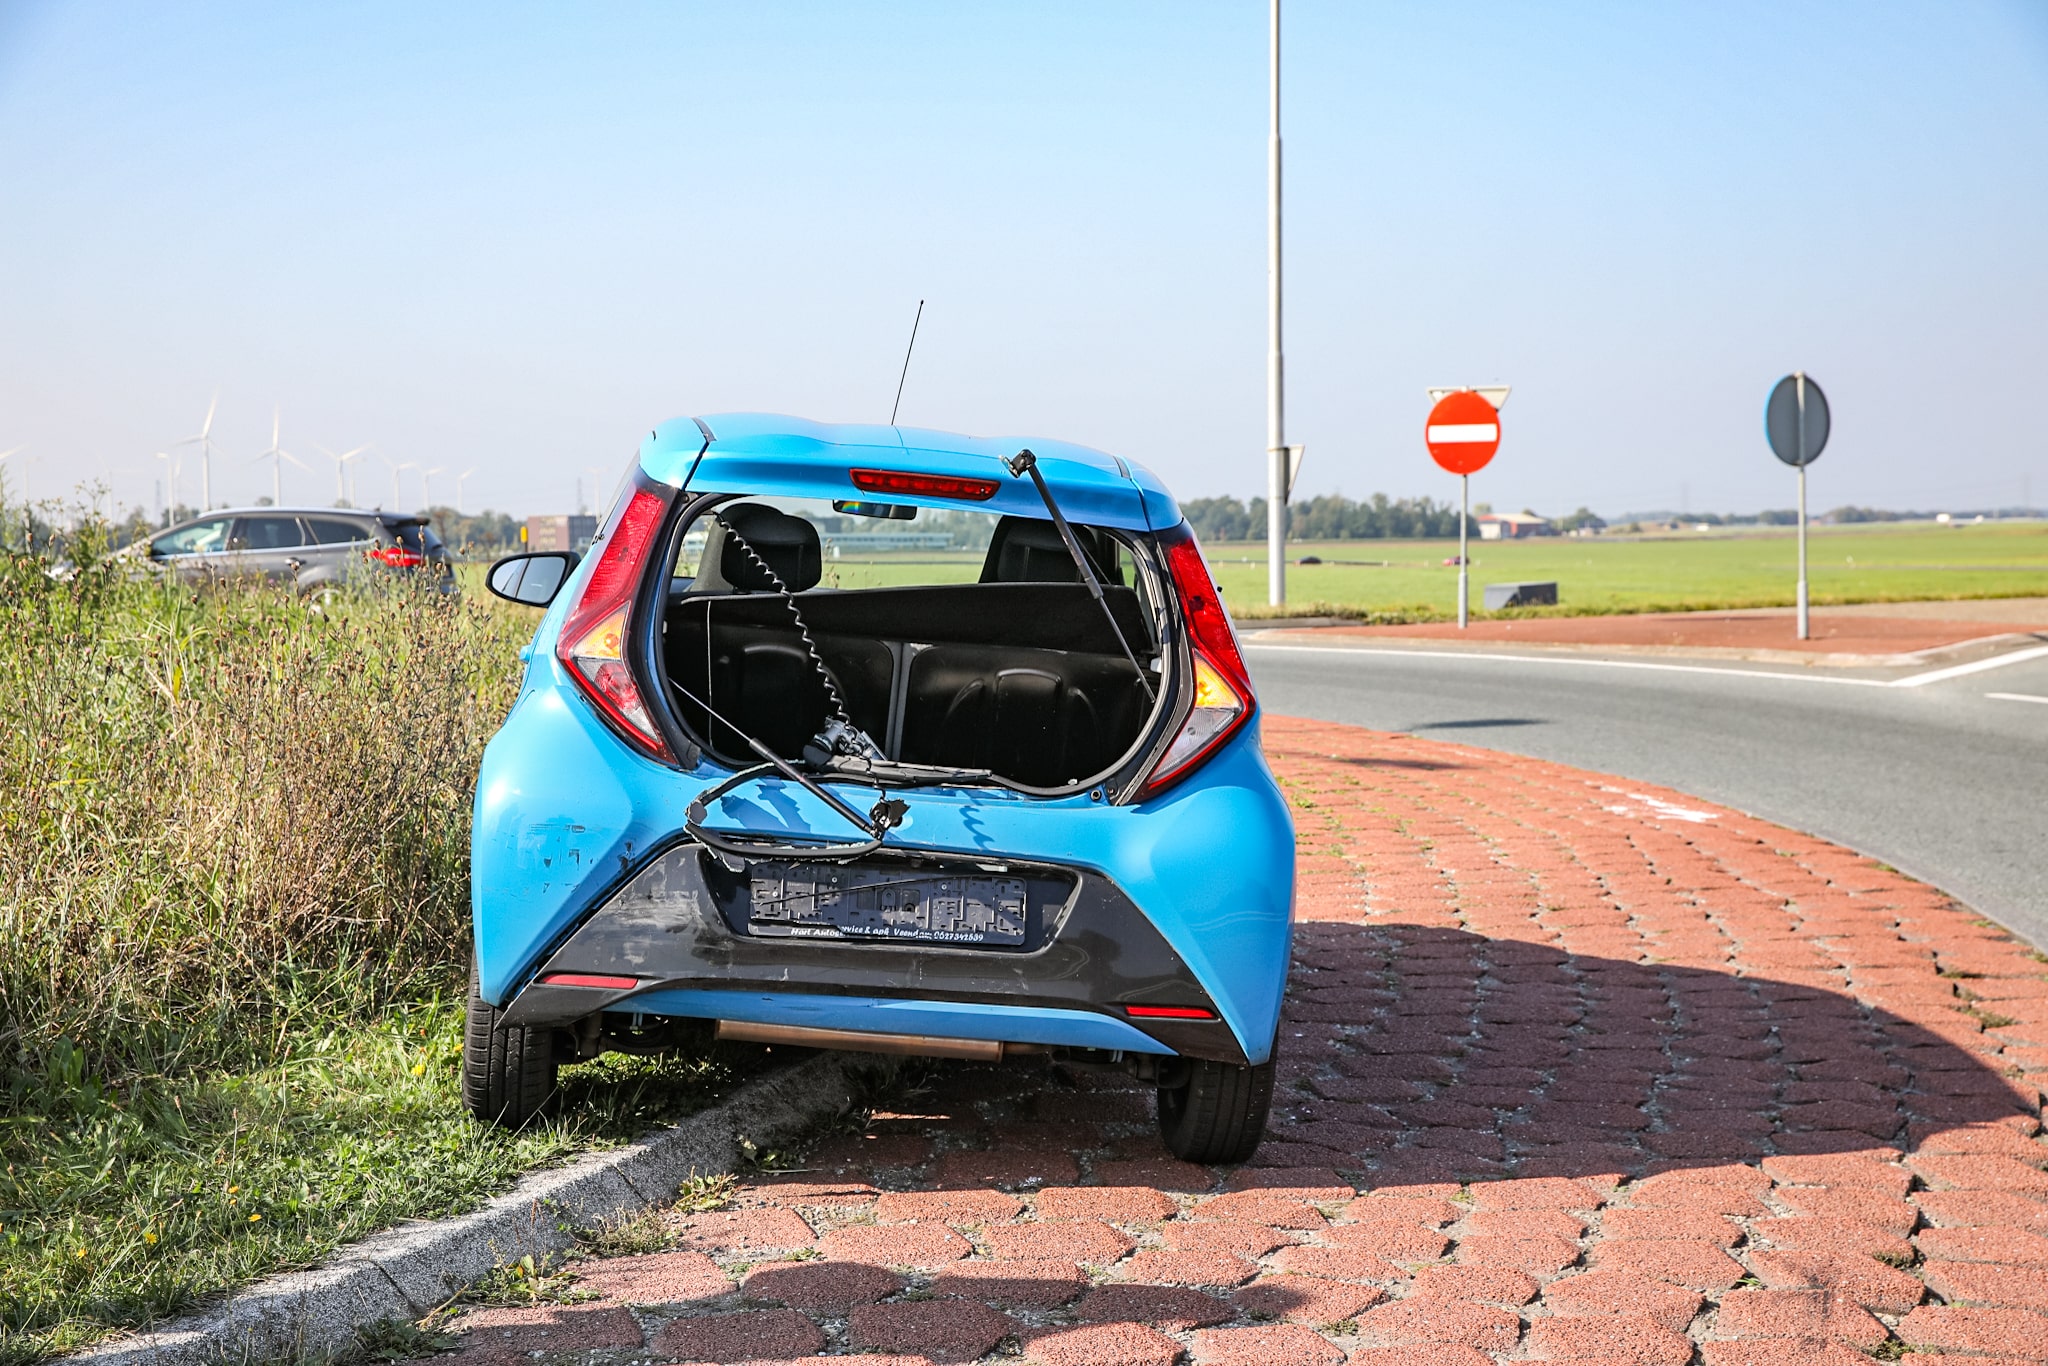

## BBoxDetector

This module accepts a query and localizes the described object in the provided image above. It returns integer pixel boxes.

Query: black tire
[1156,1050,1277,1165]
[462,965,558,1128]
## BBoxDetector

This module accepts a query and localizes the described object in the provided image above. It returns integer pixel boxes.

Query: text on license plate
[747,863,1028,945]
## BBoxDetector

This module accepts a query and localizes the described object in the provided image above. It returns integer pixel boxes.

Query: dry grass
[0,512,748,1362]
[0,522,522,1088]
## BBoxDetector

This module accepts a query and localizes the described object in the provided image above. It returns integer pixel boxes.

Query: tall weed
[0,516,527,1102]
[0,511,760,1363]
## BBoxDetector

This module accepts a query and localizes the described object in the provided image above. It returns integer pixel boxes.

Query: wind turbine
[420,466,444,509]
[177,396,225,509]
[153,450,179,521]
[315,444,368,506]
[0,447,24,507]
[454,467,477,515]
[376,455,417,509]
[252,409,309,505]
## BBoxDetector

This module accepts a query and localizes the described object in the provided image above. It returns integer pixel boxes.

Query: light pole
[1266,0,1287,607]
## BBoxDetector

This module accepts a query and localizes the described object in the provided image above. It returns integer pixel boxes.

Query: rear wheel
[462,965,558,1128]
[1156,1048,1277,1165]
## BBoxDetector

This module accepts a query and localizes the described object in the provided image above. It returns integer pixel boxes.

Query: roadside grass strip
[0,508,763,1363]
[0,1007,745,1365]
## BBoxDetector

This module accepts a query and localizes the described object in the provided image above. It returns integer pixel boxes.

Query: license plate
[746,863,1029,946]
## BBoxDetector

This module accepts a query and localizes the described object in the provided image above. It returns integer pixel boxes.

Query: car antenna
[1005,449,1155,705]
[888,299,924,427]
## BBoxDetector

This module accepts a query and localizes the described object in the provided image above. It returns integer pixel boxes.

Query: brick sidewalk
[419,717,2048,1366]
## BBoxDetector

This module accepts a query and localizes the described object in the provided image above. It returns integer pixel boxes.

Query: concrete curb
[64,1050,896,1366]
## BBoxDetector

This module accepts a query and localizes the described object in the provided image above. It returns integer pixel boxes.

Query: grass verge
[0,508,750,1363]
[1,1003,750,1363]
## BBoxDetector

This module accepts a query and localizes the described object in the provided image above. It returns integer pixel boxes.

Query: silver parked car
[143,507,457,598]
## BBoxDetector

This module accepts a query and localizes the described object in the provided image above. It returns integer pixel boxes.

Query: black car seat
[719,503,823,592]
[978,516,1122,585]
[697,504,852,757]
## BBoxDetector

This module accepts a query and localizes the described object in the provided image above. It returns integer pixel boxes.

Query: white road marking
[1986,691,2048,706]
[1891,644,2048,688]
[1246,639,2048,692]
[1426,423,1499,443]
[1243,642,1890,687]
[1599,786,1721,823]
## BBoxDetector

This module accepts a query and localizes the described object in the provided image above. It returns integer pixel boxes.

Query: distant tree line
[427,507,522,554]
[1183,493,1462,542]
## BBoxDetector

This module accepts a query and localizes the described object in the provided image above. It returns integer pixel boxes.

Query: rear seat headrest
[979,516,1122,585]
[718,503,822,592]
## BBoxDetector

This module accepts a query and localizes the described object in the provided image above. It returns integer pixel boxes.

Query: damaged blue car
[467,414,1293,1162]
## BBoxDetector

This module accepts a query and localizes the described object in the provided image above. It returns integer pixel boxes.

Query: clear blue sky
[3,1,2044,520]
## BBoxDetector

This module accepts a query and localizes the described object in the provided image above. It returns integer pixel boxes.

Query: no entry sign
[1426,390,1501,475]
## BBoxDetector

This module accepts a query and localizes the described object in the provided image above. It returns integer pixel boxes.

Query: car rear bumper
[473,665,1295,1066]
[498,842,1252,1065]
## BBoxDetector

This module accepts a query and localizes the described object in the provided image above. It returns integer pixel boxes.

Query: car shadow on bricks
[1319,755,1474,772]
[1274,921,2039,1190]
[424,918,2044,1363]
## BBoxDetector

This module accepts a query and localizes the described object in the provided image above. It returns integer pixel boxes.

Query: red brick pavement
[421,717,2048,1364]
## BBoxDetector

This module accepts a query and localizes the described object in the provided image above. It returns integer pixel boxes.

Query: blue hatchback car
[468,414,1294,1161]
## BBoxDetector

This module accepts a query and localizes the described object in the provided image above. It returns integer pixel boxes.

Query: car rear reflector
[1124,1004,1218,1020]
[366,545,426,568]
[539,972,642,990]
[1138,520,1257,798]
[849,468,1000,501]
[556,479,675,760]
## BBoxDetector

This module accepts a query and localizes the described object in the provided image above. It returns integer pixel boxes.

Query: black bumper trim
[499,843,1249,1066]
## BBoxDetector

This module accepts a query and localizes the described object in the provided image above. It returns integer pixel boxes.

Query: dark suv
[142,507,456,598]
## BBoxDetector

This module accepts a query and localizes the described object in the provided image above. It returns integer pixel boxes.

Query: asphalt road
[1246,637,2048,948]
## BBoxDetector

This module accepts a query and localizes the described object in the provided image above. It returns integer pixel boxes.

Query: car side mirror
[487,552,579,607]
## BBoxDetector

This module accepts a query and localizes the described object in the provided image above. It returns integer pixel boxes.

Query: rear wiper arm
[1004,449,1156,705]
[668,677,907,846]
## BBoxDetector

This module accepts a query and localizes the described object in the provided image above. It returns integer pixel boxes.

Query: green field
[1205,521,2048,620]
[692,521,2048,621]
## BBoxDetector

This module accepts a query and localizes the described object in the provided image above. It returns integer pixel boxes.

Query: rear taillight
[366,545,426,568]
[556,479,674,760]
[1124,1003,1219,1020]
[1138,521,1255,798]
[539,972,641,990]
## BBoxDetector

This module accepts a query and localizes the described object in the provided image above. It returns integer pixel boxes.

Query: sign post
[1426,388,1507,628]
[1765,373,1831,640]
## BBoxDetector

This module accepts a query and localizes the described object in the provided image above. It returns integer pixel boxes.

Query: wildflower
[144,1231,158,1244]
[249,1214,261,1222]
[411,1064,426,1077]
